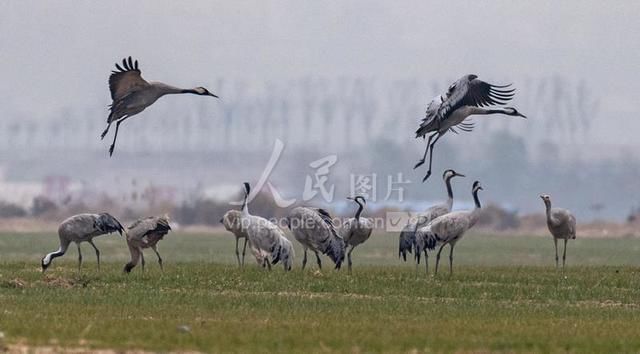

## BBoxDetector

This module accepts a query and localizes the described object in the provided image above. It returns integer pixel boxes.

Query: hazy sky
[1,1,639,145]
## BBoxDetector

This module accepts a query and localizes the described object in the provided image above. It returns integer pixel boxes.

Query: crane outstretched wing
[437,75,515,122]
[108,56,149,101]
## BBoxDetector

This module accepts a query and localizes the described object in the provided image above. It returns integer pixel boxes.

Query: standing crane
[540,194,576,270]
[398,169,464,266]
[415,181,483,276]
[286,206,345,270]
[414,74,526,181]
[341,196,374,274]
[102,56,219,156]
[220,210,249,267]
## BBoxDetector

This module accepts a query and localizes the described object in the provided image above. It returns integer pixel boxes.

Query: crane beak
[517,112,527,119]
[455,172,465,177]
[209,92,219,98]
[346,197,353,200]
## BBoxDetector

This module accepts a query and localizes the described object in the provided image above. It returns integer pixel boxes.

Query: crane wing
[127,216,171,241]
[415,94,444,137]
[313,208,342,240]
[415,76,514,138]
[435,75,516,125]
[108,56,150,101]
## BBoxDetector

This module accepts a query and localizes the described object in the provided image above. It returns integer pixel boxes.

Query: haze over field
[0,1,638,221]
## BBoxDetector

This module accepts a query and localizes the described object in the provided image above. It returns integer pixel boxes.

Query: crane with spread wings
[102,56,218,156]
[414,74,526,181]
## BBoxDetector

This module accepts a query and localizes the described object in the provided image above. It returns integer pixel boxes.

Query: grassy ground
[1,231,640,353]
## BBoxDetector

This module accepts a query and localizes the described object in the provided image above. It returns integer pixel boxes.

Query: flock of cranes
[39,58,578,274]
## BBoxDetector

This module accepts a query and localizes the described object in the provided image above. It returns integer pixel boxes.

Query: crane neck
[354,201,364,220]
[472,189,482,209]
[445,176,454,209]
[469,107,509,115]
[544,201,552,218]
[152,82,190,95]
[241,195,249,216]
[43,246,67,264]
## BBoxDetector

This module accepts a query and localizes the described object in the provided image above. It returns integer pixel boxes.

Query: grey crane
[220,210,249,267]
[414,74,526,181]
[341,196,374,274]
[101,56,218,156]
[123,215,172,273]
[415,181,483,276]
[238,182,294,271]
[286,206,345,270]
[540,194,576,270]
[41,213,124,272]
[398,169,465,266]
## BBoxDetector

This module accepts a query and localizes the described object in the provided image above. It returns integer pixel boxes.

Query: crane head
[443,169,465,180]
[347,196,366,204]
[41,256,51,272]
[193,87,219,98]
[505,107,527,118]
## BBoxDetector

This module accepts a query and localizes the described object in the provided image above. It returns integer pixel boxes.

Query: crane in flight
[414,74,526,181]
[102,56,218,156]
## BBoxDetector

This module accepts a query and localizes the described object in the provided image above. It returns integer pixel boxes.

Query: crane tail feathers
[398,230,415,262]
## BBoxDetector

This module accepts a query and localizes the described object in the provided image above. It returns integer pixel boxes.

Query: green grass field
[1,231,640,353]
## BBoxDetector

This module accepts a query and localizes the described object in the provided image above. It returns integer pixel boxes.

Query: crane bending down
[414,74,526,182]
[102,56,218,156]
[237,182,294,270]
[415,181,483,276]
[540,194,576,270]
[124,215,172,273]
[41,213,124,272]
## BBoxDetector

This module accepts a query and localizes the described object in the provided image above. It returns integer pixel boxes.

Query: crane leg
[302,248,308,270]
[152,245,163,271]
[553,238,559,269]
[448,243,456,276]
[100,123,111,140]
[76,243,83,271]
[314,251,322,270]
[234,238,241,267]
[422,134,442,182]
[415,245,421,277]
[562,239,568,271]
[435,243,447,275]
[140,250,145,272]
[88,240,100,271]
[347,245,355,274]
[414,132,437,169]
[241,238,248,267]
[424,249,429,275]
[109,119,125,157]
